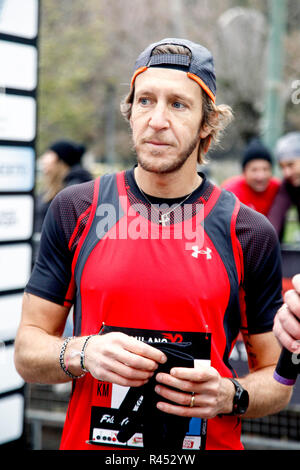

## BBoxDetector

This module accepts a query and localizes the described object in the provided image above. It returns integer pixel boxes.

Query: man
[268,132,300,241]
[14,38,291,451]
[221,138,280,216]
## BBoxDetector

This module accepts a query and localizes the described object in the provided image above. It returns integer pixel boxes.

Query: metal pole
[262,0,287,153]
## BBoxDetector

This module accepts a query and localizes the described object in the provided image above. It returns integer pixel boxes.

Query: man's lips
[144,140,173,146]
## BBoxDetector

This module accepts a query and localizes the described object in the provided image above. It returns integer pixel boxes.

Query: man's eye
[173,101,185,109]
[139,98,150,105]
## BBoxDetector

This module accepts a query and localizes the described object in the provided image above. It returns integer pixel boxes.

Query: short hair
[120,44,234,164]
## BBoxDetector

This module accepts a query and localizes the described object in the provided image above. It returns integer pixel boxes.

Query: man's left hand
[154,366,234,418]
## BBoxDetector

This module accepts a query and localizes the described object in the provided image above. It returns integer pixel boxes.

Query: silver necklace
[136,182,197,226]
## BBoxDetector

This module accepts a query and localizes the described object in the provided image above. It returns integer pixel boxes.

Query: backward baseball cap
[130,38,216,103]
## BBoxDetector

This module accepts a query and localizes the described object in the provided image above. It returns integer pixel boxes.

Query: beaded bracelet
[59,336,86,380]
[80,335,94,372]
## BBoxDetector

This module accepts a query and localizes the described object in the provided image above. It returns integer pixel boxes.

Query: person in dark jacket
[34,139,93,233]
[267,132,300,242]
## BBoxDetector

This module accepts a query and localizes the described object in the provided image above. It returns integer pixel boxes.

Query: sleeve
[25,195,74,306]
[237,204,283,335]
[25,181,94,306]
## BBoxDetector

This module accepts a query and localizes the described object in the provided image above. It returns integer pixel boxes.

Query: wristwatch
[228,378,249,415]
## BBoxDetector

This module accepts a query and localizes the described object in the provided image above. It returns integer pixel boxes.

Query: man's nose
[148,103,170,130]
[257,171,268,181]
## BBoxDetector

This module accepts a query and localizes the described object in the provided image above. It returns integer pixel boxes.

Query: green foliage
[37,0,105,155]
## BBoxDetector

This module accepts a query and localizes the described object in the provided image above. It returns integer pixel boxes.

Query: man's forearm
[14,326,84,384]
[238,366,292,418]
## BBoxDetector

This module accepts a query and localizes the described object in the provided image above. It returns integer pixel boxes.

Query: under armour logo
[191,246,212,260]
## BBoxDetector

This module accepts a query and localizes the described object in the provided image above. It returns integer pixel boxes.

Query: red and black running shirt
[25,168,283,450]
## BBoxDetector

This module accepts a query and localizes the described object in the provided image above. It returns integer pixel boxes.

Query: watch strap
[227,378,249,416]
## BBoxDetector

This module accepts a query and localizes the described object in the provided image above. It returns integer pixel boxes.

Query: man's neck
[134,165,202,198]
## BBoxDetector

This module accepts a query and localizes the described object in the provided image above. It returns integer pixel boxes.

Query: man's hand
[68,332,167,387]
[154,366,234,418]
[273,274,300,352]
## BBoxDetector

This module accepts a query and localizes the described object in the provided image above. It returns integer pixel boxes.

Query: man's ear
[199,110,219,138]
[203,135,212,154]
[199,124,211,139]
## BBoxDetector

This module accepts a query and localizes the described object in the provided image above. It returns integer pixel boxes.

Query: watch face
[238,389,249,414]
[231,379,249,415]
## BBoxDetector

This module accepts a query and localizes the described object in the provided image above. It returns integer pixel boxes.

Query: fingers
[93,367,152,388]
[273,303,300,352]
[155,397,216,419]
[273,280,300,352]
[118,334,168,367]
[155,383,217,416]
[100,333,167,372]
[98,355,156,380]
[285,288,300,320]
[156,366,219,394]
[292,274,300,294]
[85,332,167,386]
[154,367,220,418]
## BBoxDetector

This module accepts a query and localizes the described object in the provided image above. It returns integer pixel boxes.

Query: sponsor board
[0,0,38,39]
[0,41,37,90]
[0,243,32,292]
[0,195,33,241]
[0,146,35,192]
[0,94,36,141]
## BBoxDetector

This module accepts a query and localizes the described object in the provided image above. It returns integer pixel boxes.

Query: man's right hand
[66,332,168,387]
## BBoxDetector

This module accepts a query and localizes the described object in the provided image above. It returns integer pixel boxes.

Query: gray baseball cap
[275,132,300,161]
[130,38,216,102]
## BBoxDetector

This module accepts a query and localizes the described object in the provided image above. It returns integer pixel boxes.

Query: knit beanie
[242,138,273,170]
[49,140,86,167]
[275,132,300,161]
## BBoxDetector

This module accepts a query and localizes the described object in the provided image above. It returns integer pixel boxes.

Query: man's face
[243,159,273,193]
[279,157,300,187]
[130,67,209,174]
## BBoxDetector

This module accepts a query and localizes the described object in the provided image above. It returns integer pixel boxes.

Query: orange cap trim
[187,72,215,102]
[130,66,148,88]
[130,67,216,103]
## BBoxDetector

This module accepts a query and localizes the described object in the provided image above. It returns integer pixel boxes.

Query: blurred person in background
[222,138,280,216]
[268,132,300,242]
[34,139,93,233]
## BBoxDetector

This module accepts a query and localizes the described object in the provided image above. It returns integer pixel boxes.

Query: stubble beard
[134,132,201,174]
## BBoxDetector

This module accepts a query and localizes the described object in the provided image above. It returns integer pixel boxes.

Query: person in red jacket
[222,138,280,216]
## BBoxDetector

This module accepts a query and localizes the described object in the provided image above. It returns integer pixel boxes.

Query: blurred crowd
[222,132,300,244]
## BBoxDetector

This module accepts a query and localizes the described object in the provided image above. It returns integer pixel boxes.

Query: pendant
[160,213,170,226]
